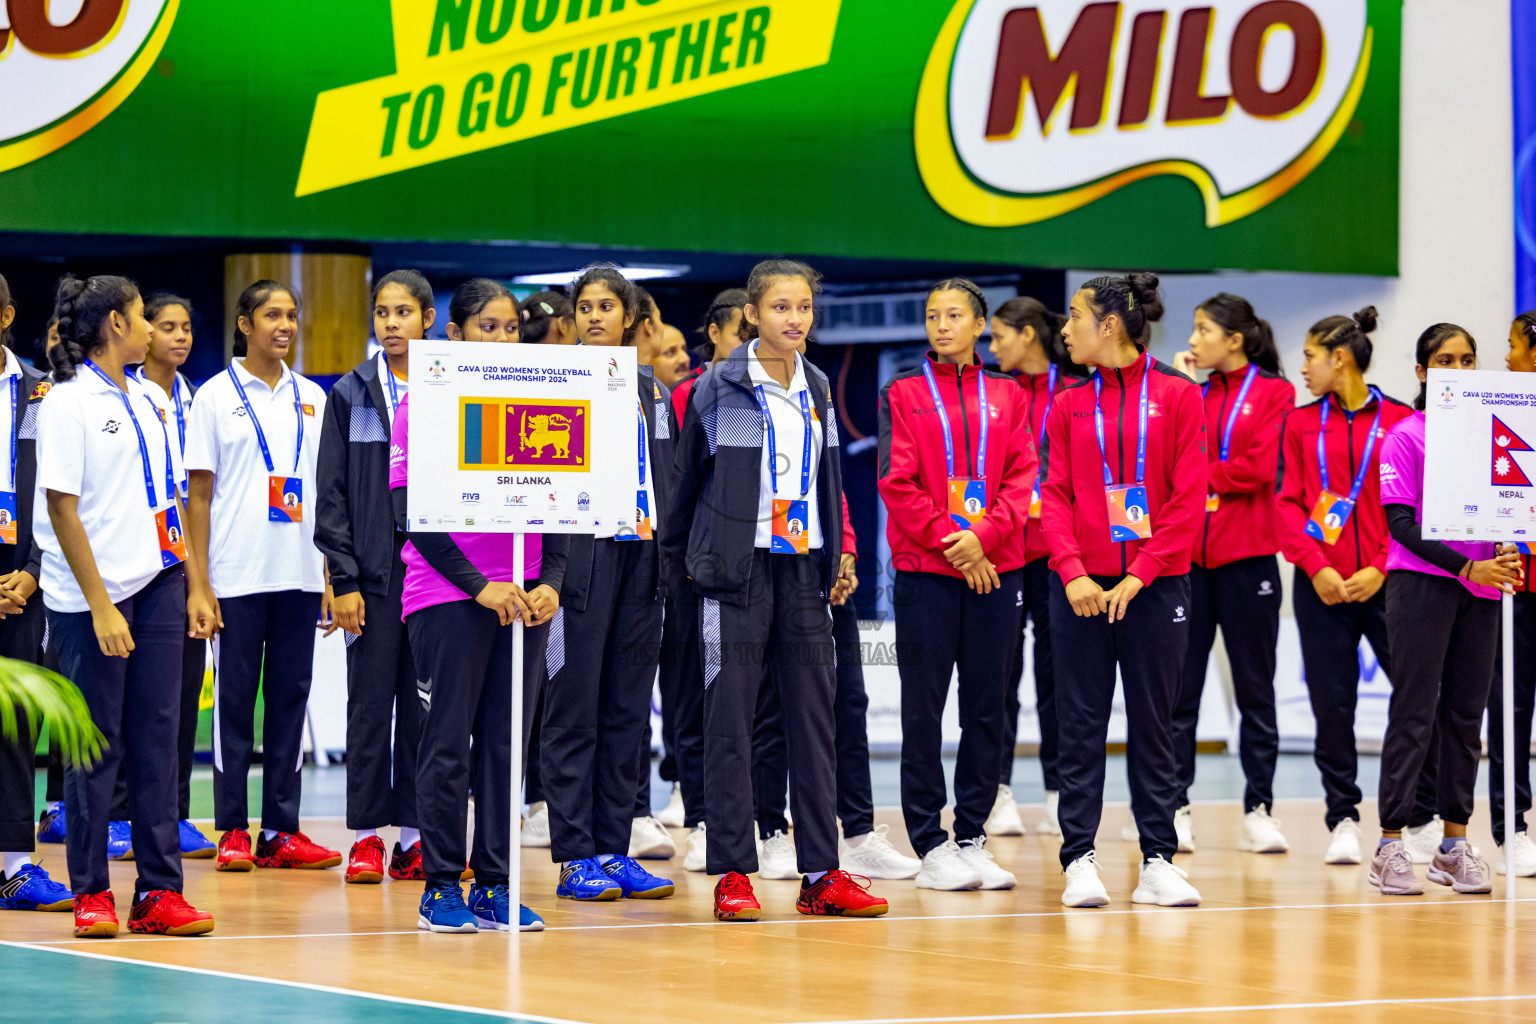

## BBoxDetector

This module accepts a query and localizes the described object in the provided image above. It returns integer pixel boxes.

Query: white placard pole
[511,532,525,936]
[1502,592,1516,891]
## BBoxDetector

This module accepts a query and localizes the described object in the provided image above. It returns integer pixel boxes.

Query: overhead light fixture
[511,264,691,286]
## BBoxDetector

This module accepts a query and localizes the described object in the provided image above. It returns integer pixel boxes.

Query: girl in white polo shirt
[185,279,337,872]
[36,274,217,938]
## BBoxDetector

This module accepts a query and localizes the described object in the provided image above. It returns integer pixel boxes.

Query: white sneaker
[1121,819,1140,842]
[1061,852,1109,907]
[628,816,675,860]
[1132,855,1201,906]
[657,783,685,829]
[1036,790,1063,836]
[839,824,920,880]
[915,839,984,890]
[1401,818,1443,865]
[984,785,1026,837]
[1496,831,1536,877]
[521,801,550,848]
[683,824,707,872]
[956,837,1017,889]
[757,829,798,880]
[1324,818,1363,865]
[1238,805,1290,854]
[1174,805,1196,854]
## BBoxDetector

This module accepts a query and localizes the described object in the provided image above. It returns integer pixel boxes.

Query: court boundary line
[0,940,590,1024]
[20,895,1533,944]
[768,993,1536,1023]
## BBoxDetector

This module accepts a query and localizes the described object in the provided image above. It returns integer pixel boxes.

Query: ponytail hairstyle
[992,295,1083,377]
[1413,323,1475,411]
[233,280,299,358]
[0,272,13,350]
[449,277,515,329]
[521,291,574,343]
[1197,292,1281,374]
[373,269,433,315]
[1515,310,1536,350]
[742,258,822,342]
[1078,272,1165,344]
[1308,306,1377,373]
[632,287,658,349]
[50,274,140,381]
[143,292,193,324]
[928,277,988,320]
[567,263,640,345]
[696,287,747,361]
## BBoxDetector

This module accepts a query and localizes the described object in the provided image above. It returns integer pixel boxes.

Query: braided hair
[50,274,140,381]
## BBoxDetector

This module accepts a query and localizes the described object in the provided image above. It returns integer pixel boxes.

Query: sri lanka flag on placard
[1493,416,1535,487]
[461,400,507,470]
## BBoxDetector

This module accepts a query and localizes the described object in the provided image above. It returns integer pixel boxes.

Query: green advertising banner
[0,0,1400,274]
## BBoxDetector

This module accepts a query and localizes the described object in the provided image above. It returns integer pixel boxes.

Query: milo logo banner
[0,0,1400,274]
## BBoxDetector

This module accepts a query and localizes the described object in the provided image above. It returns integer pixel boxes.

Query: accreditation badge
[1105,484,1153,542]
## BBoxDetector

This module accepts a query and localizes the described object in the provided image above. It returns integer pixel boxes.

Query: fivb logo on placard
[0,1,180,174]
[915,0,1374,227]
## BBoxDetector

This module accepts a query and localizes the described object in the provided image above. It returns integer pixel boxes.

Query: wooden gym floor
[1,797,1532,1023]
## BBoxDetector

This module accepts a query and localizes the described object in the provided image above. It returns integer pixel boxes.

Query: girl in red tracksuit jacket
[1169,294,1296,856]
[986,296,1084,839]
[878,279,1036,893]
[1277,307,1414,864]
[1041,272,1206,910]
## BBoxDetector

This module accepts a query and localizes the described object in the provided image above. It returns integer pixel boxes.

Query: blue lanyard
[134,368,187,456]
[1317,387,1384,501]
[5,376,15,493]
[85,361,175,509]
[754,385,813,498]
[1029,365,1058,508]
[227,363,303,474]
[635,398,646,487]
[1092,354,1152,487]
[382,353,401,418]
[920,359,989,480]
[1202,364,1259,463]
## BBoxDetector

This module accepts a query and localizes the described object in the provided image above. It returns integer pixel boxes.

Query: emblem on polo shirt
[102,419,120,434]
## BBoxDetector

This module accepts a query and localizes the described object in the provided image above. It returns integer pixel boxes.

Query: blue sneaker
[519,904,545,932]
[601,855,675,899]
[417,883,479,933]
[556,858,622,901]
[467,882,510,930]
[36,806,65,844]
[0,863,72,912]
[107,820,133,861]
[178,820,216,859]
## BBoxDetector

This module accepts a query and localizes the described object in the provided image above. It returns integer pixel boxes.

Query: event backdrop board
[0,0,1399,275]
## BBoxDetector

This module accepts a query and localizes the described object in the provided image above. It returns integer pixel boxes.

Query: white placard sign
[405,342,637,533]
[1423,369,1536,542]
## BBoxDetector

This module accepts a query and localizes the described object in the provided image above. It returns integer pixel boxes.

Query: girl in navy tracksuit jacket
[1041,273,1207,909]
[878,279,1036,891]
[663,259,887,923]
[1170,294,1295,854]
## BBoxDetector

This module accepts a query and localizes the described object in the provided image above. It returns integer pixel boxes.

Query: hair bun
[1126,272,1165,324]
[1352,306,1379,334]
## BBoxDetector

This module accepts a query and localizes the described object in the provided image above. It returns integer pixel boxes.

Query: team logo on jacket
[457,397,590,473]
[915,0,1373,227]
[0,1,180,175]
[1492,417,1534,487]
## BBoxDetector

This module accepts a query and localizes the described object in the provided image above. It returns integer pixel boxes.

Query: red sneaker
[255,831,343,869]
[713,871,761,922]
[388,841,425,881]
[73,891,118,938]
[345,836,386,884]
[216,828,255,872]
[796,870,889,917]
[128,890,214,936]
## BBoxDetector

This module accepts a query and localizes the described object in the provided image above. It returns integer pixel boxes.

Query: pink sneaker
[1428,842,1492,894]
[1368,840,1423,895]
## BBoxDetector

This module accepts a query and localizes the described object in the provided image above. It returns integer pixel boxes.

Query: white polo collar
[232,357,294,393]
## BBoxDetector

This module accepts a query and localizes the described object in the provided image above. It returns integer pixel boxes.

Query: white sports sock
[844,833,869,849]
[261,829,279,841]
[2,851,32,878]
[47,801,63,814]
[399,827,420,849]
[596,854,616,865]
[355,829,378,841]
[805,870,828,884]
